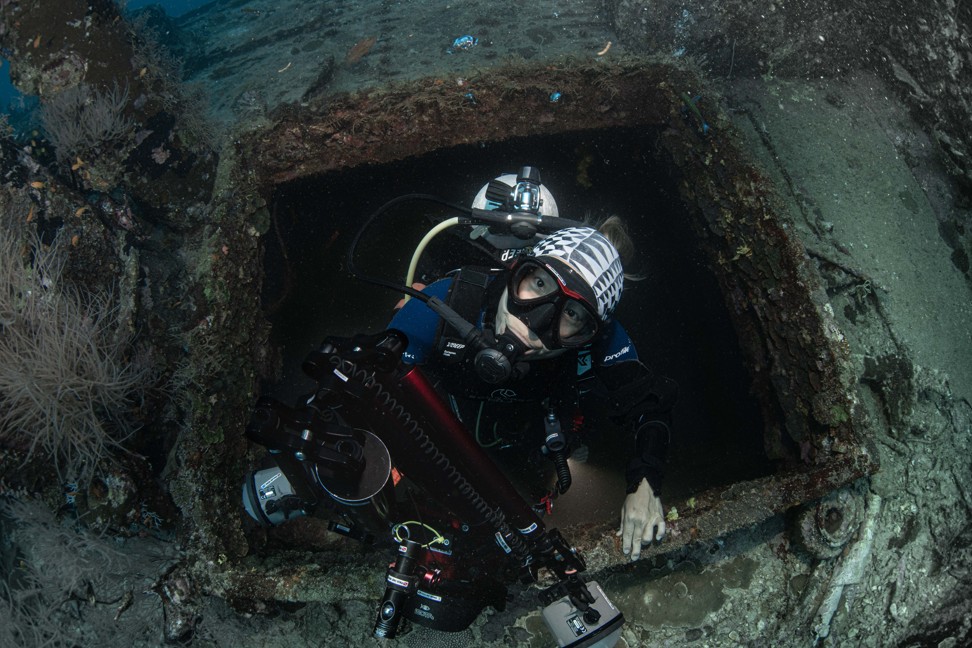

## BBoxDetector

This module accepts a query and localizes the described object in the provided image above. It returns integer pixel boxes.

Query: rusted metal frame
[249,60,697,184]
[213,60,879,602]
[657,112,869,453]
[573,447,878,566]
[197,450,877,604]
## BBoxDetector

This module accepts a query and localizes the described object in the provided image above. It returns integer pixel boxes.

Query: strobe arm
[246,396,367,482]
[528,527,587,581]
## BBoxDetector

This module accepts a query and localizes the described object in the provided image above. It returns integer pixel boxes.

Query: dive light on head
[511,166,543,214]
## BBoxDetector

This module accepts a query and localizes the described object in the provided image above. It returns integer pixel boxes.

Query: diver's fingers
[629,520,643,560]
[642,518,657,544]
[621,514,635,557]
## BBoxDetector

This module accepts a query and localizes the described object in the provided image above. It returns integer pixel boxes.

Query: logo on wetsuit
[603,344,632,363]
[577,349,592,375]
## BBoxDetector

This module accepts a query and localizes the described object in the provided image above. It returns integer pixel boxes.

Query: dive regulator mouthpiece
[518,165,541,185]
[473,333,525,384]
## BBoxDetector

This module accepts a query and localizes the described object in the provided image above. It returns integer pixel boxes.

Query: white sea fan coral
[39,81,134,163]
[0,229,151,484]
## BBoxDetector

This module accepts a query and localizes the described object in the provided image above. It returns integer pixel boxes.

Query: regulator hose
[551,450,572,495]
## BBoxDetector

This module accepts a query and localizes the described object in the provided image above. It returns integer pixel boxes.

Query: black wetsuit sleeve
[597,360,679,496]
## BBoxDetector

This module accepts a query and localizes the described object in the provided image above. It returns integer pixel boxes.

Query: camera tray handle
[246,396,366,478]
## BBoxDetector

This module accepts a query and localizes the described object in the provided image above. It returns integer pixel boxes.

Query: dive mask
[506,257,601,348]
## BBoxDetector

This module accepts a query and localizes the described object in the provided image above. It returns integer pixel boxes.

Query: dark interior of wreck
[260,126,772,532]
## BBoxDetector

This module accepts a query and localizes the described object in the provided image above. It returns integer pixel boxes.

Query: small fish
[26,205,35,223]
[71,234,80,246]
[30,181,45,189]
[680,93,711,135]
[32,34,41,49]
[346,36,377,64]
[71,157,85,171]
[75,206,89,217]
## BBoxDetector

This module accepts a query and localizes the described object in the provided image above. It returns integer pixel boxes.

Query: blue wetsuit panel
[387,279,452,365]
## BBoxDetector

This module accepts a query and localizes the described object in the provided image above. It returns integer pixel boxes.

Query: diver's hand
[617,478,665,561]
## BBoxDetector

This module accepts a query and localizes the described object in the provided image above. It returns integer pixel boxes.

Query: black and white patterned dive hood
[530,227,624,321]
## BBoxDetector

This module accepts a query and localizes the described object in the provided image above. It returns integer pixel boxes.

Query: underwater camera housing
[244,173,627,642]
[242,330,622,645]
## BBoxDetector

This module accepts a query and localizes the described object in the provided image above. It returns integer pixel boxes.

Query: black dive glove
[624,419,671,495]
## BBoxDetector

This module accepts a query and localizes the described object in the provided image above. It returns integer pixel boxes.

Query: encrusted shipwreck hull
[226,60,879,596]
[0,0,878,614]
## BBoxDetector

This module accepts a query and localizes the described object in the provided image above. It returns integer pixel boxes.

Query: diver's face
[514,265,594,341]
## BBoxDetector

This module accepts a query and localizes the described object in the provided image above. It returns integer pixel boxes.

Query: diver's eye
[517,266,558,299]
[560,300,593,339]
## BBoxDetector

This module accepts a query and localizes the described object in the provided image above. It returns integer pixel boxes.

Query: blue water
[124,0,211,15]
[0,60,19,114]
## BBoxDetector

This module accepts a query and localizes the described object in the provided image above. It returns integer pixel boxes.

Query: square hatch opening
[232,60,876,578]
[259,126,773,534]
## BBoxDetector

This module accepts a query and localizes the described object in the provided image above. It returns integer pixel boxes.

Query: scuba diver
[387,169,678,561]
[241,165,677,643]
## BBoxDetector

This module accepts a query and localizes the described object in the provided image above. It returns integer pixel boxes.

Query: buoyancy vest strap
[434,267,494,363]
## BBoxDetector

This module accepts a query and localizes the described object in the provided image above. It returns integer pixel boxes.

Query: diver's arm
[593,324,678,560]
[614,382,675,560]
[601,360,677,495]
[387,278,452,364]
[593,324,679,496]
